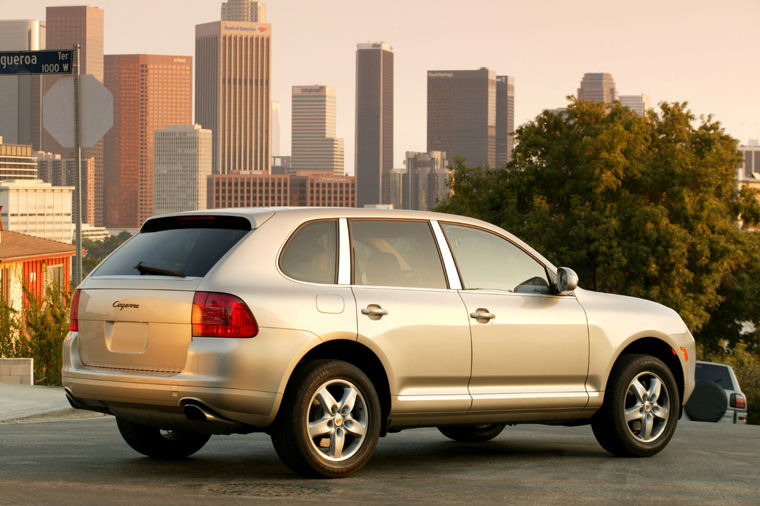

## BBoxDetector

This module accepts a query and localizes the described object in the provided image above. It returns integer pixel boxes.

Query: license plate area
[106,321,148,353]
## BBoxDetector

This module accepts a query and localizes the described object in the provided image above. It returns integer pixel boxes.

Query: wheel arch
[610,337,685,405]
[282,339,392,435]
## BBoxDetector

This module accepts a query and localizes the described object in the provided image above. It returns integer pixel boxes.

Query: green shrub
[0,283,70,386]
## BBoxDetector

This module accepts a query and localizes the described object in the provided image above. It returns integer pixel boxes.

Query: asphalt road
[0,416,757,504]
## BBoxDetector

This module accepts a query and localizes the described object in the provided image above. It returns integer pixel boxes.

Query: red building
[209,172,356,208]
[0,225,75,309]
[104,54,192,228]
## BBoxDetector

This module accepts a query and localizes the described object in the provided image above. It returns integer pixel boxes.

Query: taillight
[730,393,746,410]
[69,289,81,331]
[192,292,258,338]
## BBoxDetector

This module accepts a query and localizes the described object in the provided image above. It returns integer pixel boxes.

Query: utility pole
[74,43,83,286]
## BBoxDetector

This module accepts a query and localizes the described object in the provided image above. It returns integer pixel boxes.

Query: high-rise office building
[403,151,449,211]
[496,75,515,167]
[619,94,652,116]
[44,5,105,226]
[154,124,212,215]
[103,55,192,228]
[427,68,496,169]
[221,0,266,22]
[0,20,45,149]
[0,179,73,243]
[195,15,272,174]
[36,151,95,226]
[739,142,760,181]
[577,72,617,105]
[271,101,281,156]
[355,42,393,206]
[292,85,344,175]
[0,139,39,180]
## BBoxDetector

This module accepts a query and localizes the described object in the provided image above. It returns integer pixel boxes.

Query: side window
[441,223,551,294]
[350,220,447,289]
[280,220,337,284]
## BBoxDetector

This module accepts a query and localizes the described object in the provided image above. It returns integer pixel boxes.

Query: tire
[591,354,680,457]
[271,359,381,478]
[115,417,210,459]
[684,381,727,422]
[438,424,506,442]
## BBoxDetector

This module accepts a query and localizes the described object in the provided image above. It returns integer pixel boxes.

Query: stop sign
[43,74,113,148]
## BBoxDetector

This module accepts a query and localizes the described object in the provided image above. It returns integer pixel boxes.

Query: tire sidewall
[289,360,381,477]
[609,355,680,456]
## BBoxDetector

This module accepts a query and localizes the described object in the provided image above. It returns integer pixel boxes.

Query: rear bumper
[62,328,315,430]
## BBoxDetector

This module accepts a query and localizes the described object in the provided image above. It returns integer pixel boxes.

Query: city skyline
[3,0,759,175]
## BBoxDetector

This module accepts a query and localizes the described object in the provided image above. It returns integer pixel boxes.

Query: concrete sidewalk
[0,384,103,423]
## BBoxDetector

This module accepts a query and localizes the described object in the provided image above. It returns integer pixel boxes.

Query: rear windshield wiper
[134,261,186,278]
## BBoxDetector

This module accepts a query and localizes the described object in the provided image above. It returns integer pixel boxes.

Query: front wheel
[271,359,381,478]
[438,424,506,442]
[592,354,680,457]
[116,417,210,459]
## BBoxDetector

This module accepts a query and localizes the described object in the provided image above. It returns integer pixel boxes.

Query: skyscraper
[619,94,652,116]
[103,55,192,228]
[404,151,449,211]
[577,72,617,105]
[292,85,344,175]
[0,20,45,149]
[221,0,266,22]
[427,67,496,169]
[355,42,393,206]
[195,12,271,174]
[271,101,281,156]
[496,75,515,167]
[154,124,212,215]
[45,5,105,226]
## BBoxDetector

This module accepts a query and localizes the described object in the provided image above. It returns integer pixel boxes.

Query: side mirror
[556,267,579,294]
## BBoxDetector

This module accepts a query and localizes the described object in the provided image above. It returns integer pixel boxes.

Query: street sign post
[0,50,73,75]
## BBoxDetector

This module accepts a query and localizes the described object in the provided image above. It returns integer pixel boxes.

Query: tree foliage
[0,283,70,385]
[82,231,132,278]
[436,99,759,351]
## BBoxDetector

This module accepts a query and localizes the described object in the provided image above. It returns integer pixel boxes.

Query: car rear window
[92,216,250,278]
[695,363,735,389]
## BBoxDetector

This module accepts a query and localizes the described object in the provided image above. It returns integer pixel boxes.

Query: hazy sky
[4,0,759,174]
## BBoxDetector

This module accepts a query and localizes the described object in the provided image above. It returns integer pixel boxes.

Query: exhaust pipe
[181,399,244,433]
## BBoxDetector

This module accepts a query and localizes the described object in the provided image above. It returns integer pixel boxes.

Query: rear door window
[92,216,250,278]
[350,220,447,289]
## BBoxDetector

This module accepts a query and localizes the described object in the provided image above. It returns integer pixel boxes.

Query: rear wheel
[116,417,210,459]
[592,354,680,457]
[271,359,381,478]
[438,424,506,442]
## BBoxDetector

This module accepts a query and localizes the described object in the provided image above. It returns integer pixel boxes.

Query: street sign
[43,74,113,148]
[0,50,73,75]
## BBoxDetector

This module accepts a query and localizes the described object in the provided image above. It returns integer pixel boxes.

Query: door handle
[361,304,388,319]
[470,309,495,322]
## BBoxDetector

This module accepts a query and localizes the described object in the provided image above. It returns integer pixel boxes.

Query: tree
[436,98,759,350]
[82,231,132,278]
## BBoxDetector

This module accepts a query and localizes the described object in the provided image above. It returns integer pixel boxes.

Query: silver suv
[63,208,696,477]
[684,361,748,423]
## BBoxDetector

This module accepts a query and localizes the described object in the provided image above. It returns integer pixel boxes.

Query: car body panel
[576,288,696,406]
[353,285,473,414]
[461,290,590,411]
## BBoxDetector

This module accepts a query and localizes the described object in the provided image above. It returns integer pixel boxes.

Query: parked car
[63,208,696,477]
[684,361,747,423]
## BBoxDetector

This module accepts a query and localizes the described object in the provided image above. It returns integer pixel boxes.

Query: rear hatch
[76,215,254,375]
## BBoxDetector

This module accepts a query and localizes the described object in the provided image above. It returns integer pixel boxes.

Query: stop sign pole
[73,43,83,286]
